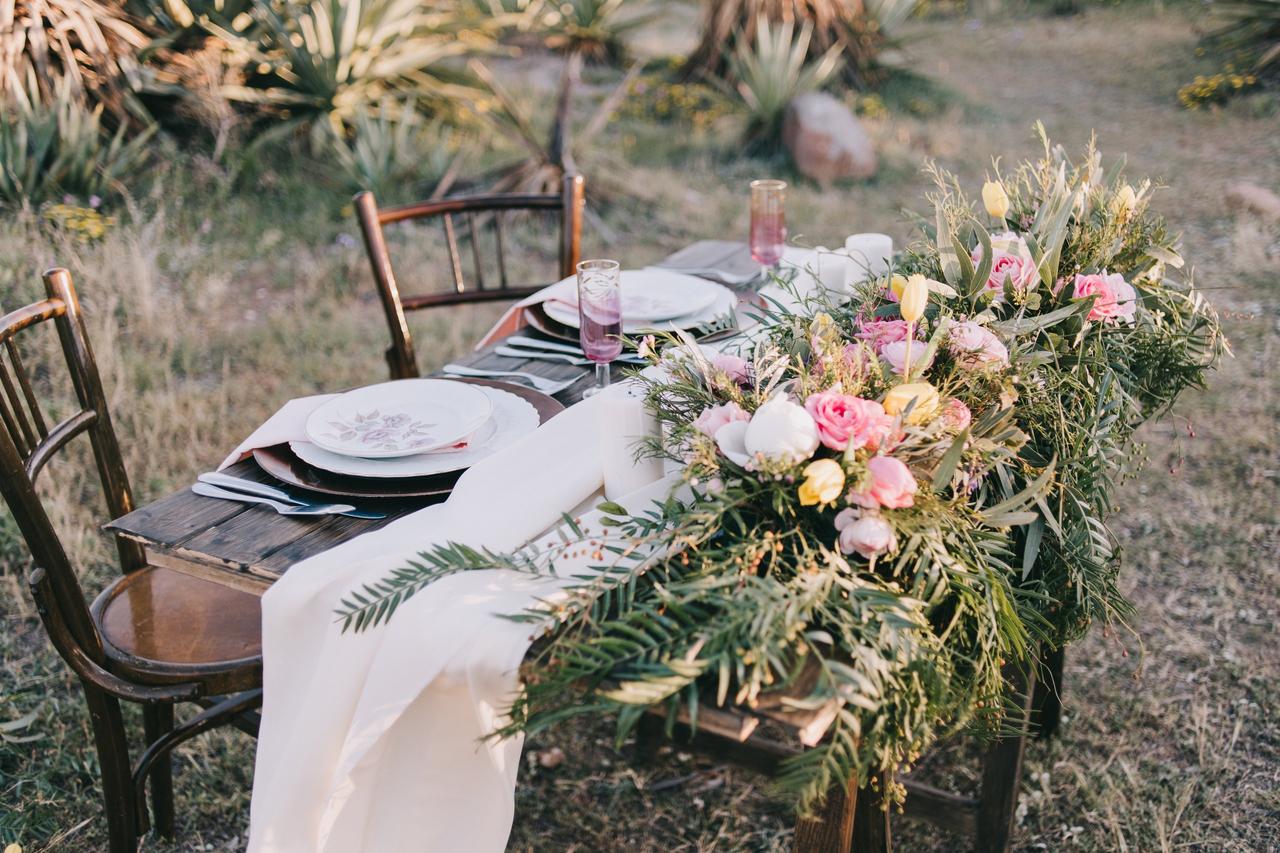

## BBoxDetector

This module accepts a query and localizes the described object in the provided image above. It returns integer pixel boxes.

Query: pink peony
[855,318,918,350]
[711,352,751,383]
[1072,272,1137,324]
[941,398,972,432]
[849,456,917,509]
[693,402,750,438]
[879,340,936,376]
[948,320,1009,367]
[804,391,894,452]
[971,232,1038,302]
[837,513,898,559]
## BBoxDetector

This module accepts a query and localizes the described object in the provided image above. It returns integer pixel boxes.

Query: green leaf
[931,427,971,493]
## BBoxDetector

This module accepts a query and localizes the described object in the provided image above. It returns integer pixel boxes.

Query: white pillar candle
[816,249,849,298]
[843,233,894,287]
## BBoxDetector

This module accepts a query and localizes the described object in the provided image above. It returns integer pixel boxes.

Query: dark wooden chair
[353,172,586,379]
[0,269,263,853]
[637,663,1038,852]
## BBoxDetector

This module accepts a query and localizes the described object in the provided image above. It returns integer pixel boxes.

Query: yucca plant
[0,79,154,208]
[328,100,465,199]
[1203,0,1280,82]
[541,0,650,63]
[727,18,841,152]
[214,0,487,144]
[686,0,915,89]
[0,0,154,124]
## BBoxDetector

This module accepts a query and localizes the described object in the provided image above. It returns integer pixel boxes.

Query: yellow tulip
[798,458,845,507]
[1112,184,1137,219]
[5,844,22,853]
[899,274,928,324]
[888,274,908,301]
[982,181,1010,220]
[883,381,941,425]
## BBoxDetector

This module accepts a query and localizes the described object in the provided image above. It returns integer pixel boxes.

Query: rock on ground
[782,92,878,185]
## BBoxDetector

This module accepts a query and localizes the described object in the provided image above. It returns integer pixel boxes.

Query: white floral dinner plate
[304,379,493,459]
[543,269,727,328]
[543,279,737,334]
[291,386,539,478]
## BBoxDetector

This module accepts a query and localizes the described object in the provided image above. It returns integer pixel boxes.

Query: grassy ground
[2,5,1278,851]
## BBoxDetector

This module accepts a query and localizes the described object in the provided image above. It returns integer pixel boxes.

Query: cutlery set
[193,471,387,518]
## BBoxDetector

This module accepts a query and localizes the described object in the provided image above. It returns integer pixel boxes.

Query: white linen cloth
[246,381,670,852]
[219,395,337,470]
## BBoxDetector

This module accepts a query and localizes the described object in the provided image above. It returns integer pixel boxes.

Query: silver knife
[197,472,387,519]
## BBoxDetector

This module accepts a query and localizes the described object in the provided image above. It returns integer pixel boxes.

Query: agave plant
[0,79,154,208]
[728,18,841,152]
[0,0,154,123]
[328,100,465,199]
[215,0,487,143]
[541,0,650,63]
[686,0,916,89]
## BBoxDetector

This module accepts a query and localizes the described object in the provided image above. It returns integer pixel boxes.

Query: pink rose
[1072,271,1137,324]
[947,320,1009,367]
[836,512,898,559]
[855,318,917,350]
[941,398,972,432]
[879,340,935,376]
[804,391,894,452]
[711,352,751,383]
[693,402,750,438]
[971,232,1037,302]
[849,456,917,509]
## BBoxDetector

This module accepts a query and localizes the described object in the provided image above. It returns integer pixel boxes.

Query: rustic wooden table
[104,334,602,593]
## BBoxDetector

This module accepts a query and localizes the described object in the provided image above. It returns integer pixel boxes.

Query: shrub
[215,0,487,144]
[540,0,650,63]
[0,81,154,209]
[727,18,841,152]
[328,101,464,199]
[0,0,153,123]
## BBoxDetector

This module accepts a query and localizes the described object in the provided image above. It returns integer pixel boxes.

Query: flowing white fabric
[246,382,669,852]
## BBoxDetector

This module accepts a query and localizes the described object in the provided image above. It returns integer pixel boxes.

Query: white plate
[304,379,493,459]
[544,278,737,334]
[544,269,727,327]
[292,386,540,478]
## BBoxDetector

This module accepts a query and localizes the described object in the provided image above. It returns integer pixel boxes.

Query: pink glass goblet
[576,259,623,397]
[749,179,787,279]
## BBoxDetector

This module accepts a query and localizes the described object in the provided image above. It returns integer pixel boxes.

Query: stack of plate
[253,379,557,500]
[529,269,738,341]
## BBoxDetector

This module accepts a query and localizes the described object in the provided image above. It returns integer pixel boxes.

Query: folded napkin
[247,381,667,853]
[651,239,760,286]
[476,278,577,348]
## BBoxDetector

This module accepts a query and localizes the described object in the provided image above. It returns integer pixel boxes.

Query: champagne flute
[749,179,787,280]
[576,259,622,398]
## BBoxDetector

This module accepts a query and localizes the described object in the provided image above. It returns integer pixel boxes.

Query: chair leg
[83,684,139,853]
[1031,646,1065,739]
[143,703,176,838]
[794,772,893,853]
[976,664,1036,853]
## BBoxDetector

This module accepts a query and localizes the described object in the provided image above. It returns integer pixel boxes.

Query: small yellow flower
[888,274,908,301]
[1112,184,1138,219]
[899,274,929,324]
[883,381,941,425]
[798,458,845,507]
[982,181,1010,220]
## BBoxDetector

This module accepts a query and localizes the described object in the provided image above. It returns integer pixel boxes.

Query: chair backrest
[354,172,586,379]
[0,268,142,661]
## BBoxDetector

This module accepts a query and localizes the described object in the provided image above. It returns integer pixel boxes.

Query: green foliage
[1204,0,1280,81]
[327,100,463,199]
[541,0,650,63]
[726,18,842,152]
[0,82,154,209]
[215,0,485,143]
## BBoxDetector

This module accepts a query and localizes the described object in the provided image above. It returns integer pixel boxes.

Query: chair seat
[91,566,262,695]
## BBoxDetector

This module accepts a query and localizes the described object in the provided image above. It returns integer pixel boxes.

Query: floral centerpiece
[339,129,1225,808]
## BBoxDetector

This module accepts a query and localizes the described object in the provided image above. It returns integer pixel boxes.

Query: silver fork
[192,483,357,516]
[441,363,582,394]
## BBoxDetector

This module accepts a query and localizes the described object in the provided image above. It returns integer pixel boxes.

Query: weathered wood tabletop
[105,244,749,594]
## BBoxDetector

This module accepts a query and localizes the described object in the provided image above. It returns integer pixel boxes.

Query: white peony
[714,420,752,467]
[743,397,820,463]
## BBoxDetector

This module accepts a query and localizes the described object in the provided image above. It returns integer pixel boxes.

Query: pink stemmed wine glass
[576,259,623,398]
[749,179,787,279]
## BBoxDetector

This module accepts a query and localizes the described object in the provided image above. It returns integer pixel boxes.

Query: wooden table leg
[976,664,1036,853]
[794,773,893,853]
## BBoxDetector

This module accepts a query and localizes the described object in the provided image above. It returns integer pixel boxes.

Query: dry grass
[2,4,1279,851]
